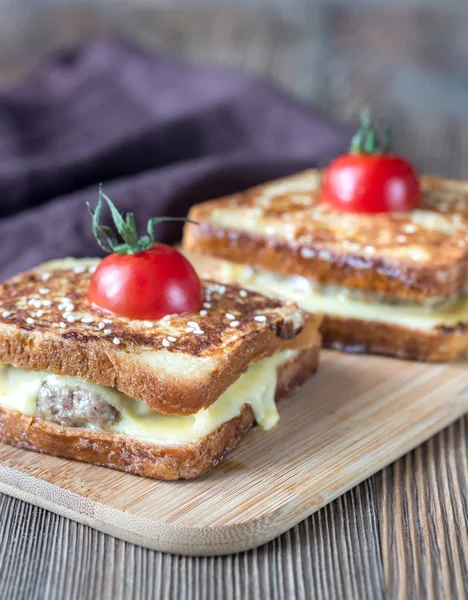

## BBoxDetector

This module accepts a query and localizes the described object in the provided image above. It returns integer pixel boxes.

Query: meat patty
[37,383,121,429]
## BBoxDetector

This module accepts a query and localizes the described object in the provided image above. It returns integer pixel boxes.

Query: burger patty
[37,383,121,429]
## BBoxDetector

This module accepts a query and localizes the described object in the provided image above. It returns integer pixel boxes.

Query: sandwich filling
[0,350,297,445]
[217,262,468,331]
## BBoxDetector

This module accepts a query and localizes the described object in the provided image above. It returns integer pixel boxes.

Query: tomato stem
[349,106,392,155]
[87,185,197,255]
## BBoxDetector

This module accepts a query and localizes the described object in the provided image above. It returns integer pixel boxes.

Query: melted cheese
[217,263,468,331]
[0,351,296,445]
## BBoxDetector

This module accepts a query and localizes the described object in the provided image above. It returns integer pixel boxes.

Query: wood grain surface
[0,2,468,598]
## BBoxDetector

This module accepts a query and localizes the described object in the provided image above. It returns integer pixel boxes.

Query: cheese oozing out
[0,350,297,445]
[216,262,468,331]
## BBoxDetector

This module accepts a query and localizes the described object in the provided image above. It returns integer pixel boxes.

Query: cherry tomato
[321,107,421,213]
[322,153,421,213]
[88,244,202,320]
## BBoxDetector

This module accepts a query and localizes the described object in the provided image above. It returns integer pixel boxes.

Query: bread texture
[0,346,319,480]
[321,316,468,362]
[183,253,468,362]
[183,170,468,301]
[0,258,322,415]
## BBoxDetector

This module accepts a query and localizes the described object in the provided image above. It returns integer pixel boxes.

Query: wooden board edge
[0,462,292,556]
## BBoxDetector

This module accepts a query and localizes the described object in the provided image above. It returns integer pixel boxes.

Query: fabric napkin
[0,39,350,280]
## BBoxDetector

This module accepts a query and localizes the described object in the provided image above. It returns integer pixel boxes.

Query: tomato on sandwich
[321,107,421,213]
[87,187,202,320]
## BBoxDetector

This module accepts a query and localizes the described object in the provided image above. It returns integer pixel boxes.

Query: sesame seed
[42,300,52,307]
[203,303,211,309]
[113,337,120,345]
[103,319,112,324]
[63,312,72,319]
[300,247,315,259]
[32,300,42,308]
[144,321,153,328]
[39,287,50,294]
[59,303,74,312]
[167,336,177,342]
[88,265,97,274]
[28,299,37,306]
[98,322,105,330]
[61,297,71,303]
[81,316,94,323]
[396,235,407,243]
[67,316,75,323]
[239,290,248,298]
[187,321,199,328]
[162,339,170,347]
[162,315,171,321]
[225,313,235,320]
[199,309,208,317]
[2,311,11,318]
[185,327,194,333]
[230,320,240,327]
[59,322,66,329]
[36,310,44,317]
[26,317,35,325]
[254,315,267,322]
[104,329,112,335]
[192,329,204,335]
[402,224,417,234]
[73,266,86,273]
[41,273,51,281]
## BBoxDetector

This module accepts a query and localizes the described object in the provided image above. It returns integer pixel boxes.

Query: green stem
[87,186,197,255]
[349,107,392,155]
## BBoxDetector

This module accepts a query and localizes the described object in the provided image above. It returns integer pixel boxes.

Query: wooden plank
[0,351,467,556]
[377,419,468,599]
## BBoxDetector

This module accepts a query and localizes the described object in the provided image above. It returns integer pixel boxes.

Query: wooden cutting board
[0,350,467,556]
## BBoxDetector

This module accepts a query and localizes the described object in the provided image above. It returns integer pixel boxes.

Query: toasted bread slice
[0,346,318,480]
[183,170,468,301]
[183,248,468,363]
[0,258,321,415]
[320,316,468,362]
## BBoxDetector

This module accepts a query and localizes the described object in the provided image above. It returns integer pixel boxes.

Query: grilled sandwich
[183,169,468,362]
[0,258,321,480]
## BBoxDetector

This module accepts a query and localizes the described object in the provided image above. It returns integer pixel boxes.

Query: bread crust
[321,315,468,362]
[0,259,322,415]
[0,320,320,416]
[184,222,467,301]
[183,171,468,301]
[0,347,319,480]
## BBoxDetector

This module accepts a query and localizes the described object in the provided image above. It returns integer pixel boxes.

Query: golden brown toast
[0,346,318,480]
[0,258,321,414]
[183,170,468,301]
[188,254,468,362]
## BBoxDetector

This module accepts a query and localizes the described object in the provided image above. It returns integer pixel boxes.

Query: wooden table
[1,3,467,598]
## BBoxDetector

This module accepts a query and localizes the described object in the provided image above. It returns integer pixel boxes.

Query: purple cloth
[0,40,350,280]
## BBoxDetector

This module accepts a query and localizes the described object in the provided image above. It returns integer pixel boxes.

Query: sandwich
[0,192,321,480]
[183,111,468,362]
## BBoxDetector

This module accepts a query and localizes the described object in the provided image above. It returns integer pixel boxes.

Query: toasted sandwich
[0,258,321,480]
[183,169,468,362]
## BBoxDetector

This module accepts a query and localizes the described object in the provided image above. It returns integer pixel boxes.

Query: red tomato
[322,153,421,213]
[88,244,202,320]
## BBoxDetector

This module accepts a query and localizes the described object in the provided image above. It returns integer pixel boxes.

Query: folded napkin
[0,39,349,280]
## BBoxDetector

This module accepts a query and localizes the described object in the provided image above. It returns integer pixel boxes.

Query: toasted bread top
[0,258,321,415]
[184,170,468,300]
